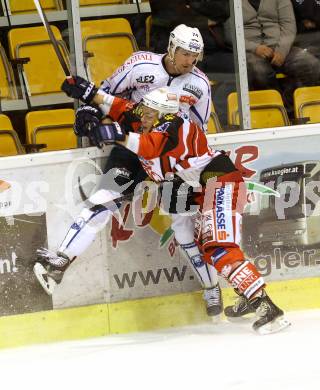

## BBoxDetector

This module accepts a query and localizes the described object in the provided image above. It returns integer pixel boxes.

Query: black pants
[101,145,148,196]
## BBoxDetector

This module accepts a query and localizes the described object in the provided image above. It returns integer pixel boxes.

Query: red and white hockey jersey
[99,51,212,132]
[107,96,216,182]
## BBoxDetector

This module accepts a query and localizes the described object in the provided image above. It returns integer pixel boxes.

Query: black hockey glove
[87,122,126,148]
[96,122,126,144]
[74,105,126,148]
[61,76,98,103]
[74,105,103,137]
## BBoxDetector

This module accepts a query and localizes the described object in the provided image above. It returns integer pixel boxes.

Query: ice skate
[33,248,71,295]
[224,294,255,321]
[203,284,223,320]
[251,292,291,335]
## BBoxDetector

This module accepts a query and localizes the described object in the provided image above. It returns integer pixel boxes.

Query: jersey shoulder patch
[154,114,184,133]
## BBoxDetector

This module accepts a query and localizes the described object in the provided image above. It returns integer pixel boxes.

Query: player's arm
[83,115,181,157]
[119,117,182,158]
[60,75,127,118]
[73,95,133,148]
[118,131,169,159]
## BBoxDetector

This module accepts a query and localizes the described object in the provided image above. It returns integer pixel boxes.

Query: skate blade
[33,262,56,295]
[209,313,222,324]
[255,316,291,335]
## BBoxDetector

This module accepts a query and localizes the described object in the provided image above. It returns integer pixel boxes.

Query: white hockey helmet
[142,88,179,118]
[168,24,204,62]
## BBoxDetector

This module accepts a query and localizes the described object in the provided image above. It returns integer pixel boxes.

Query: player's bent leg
[34,200,118,295]
[206,247,290,334]
[171,214,223,316]
[180,242,223,316]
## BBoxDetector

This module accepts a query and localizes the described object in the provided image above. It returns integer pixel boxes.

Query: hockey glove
[74,105,103,137]
[87,122,125,148]
[61,76,98,103]
[95,122,126,145]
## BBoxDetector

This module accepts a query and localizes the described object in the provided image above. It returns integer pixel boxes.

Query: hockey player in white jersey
[100,24,212,133]
[56,24,222,317]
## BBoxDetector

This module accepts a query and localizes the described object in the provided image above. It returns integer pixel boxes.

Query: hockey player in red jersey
[34,86,221,317]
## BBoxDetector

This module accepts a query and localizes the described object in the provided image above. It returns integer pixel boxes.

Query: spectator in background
[149,0,210,53]
[148,0,231,72]
[292,0,320,31]
[242,0,320,95]
[291,0,320,58]
[187,0,231,52]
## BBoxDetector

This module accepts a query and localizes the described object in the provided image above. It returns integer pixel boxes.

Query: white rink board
[208,124,320,282]
[1,123,320,311]
[0,146,200,310]
[0,148,110,310]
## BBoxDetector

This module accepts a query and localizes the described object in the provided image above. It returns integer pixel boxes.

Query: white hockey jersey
[99,51,212,132]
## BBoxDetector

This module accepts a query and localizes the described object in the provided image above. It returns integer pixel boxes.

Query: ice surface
[0,309,319,390]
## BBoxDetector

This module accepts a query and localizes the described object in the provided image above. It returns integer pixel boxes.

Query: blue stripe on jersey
[190,105,204,125]
[191,70,211,91]
[112,70,132,95]
[112,62,160,94]
[65,206,109,250]
[204,98,210,125]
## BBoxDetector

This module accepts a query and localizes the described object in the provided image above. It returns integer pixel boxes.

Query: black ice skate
[250,292,291,335]
[224,295,255,320]
[33,248,71,295]
[203,284,223,317]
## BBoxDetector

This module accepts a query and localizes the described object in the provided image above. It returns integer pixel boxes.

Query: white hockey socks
[180,242,218,289]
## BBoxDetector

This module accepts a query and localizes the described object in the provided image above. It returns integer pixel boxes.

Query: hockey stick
[33,0,73,82]
[134,0,141,14]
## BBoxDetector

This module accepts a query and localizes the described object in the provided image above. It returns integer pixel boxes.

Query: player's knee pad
[204,246,245,272]
[221,260,265,300]
[202,245,263,298]
[180,242,218,289]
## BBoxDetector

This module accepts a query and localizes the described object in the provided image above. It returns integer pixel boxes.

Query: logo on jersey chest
[183,83,203,99]
[136,75,155,84]
[180,95,197,106]
[154,122,171,133]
